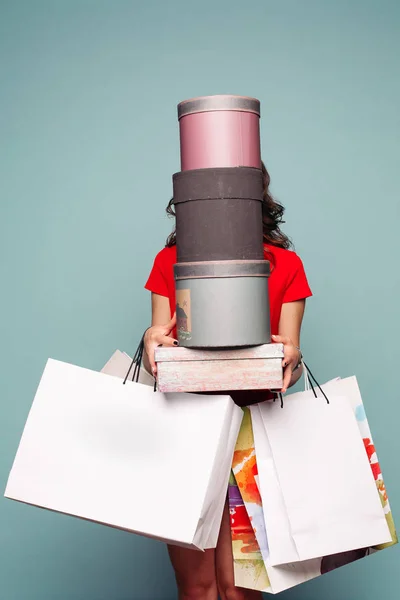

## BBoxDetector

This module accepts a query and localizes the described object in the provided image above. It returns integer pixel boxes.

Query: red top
[145,244,312,335]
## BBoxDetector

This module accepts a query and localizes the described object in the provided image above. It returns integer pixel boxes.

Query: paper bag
[230,409,321,594]
[5,358,243,550]
[229,375,396,593]
[255,377,392,565]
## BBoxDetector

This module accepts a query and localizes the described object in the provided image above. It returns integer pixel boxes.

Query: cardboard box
[155,343,283,393]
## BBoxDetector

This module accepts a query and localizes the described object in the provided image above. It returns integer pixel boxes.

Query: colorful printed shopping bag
[229,377,397,594]
[228,407,270,592]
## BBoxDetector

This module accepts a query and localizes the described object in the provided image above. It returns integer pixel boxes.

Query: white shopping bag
[249,407,322,591]
[5,358,243,550]
[100,349,233,547]
[252,375,392,566]
[230,408,321,595]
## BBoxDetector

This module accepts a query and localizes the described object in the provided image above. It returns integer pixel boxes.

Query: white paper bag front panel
[250,405,299,564]
[5,359,236,548]
[203,404,243,549]
[259,393,391,563]
[250,405,321,592]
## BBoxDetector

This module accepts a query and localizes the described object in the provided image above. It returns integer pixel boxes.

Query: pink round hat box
[178,95,261,171]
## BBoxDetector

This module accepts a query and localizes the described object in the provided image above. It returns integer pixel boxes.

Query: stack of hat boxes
[155,95,283,393]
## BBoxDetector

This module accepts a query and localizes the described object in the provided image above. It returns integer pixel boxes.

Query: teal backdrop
[1,1,399,598]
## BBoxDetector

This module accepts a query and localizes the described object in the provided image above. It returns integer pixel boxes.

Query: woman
[143,162,312,600]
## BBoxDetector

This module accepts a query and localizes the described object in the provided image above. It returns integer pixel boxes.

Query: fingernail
[272,335,277,338]
[173,340,179,346]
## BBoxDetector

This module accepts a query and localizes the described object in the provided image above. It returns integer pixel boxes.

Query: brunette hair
[165,161,292,249]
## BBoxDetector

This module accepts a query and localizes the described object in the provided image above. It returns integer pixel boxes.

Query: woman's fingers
[150,333,178,363]
[271,334,290,345]
[147,335,178,374]
[147,343,157,376]
[145,316,178,378]
[281,363,294,394]
[158,334,178,347]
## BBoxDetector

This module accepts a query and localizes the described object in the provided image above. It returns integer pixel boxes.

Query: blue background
[1,1,399,598]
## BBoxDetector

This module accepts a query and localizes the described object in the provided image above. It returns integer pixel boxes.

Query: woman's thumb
[271,334,283,343]
[165,312,176,333]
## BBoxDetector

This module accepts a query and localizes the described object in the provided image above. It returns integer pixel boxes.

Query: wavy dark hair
[165,161,292,249]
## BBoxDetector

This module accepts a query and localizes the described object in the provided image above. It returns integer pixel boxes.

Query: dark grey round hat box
[173,167,264,263]
[174,260,271,348]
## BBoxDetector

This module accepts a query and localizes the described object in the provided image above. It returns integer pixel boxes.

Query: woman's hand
[271,334,302,394]
[144,313,177,376]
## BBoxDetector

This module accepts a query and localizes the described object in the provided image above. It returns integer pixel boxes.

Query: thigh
[167,544,217,600]
[216,500,263,600]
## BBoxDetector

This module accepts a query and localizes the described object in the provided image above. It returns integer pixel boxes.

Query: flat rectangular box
[155,344,284,393]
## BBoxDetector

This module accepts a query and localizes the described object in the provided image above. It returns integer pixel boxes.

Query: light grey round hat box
[174,260,271,348]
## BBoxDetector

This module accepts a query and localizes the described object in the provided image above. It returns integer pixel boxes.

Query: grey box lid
[174,260,270,280]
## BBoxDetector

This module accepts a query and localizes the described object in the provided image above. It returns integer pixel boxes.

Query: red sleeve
[144,250,169,298]
[282,253,312,303]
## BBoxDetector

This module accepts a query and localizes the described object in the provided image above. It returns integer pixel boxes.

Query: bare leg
[216,501,263,600]
[167,544,218,600]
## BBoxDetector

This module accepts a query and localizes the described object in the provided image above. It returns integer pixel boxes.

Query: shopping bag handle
[303,360,329,404]
[273,360,329,407]
[123,328,157,392]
